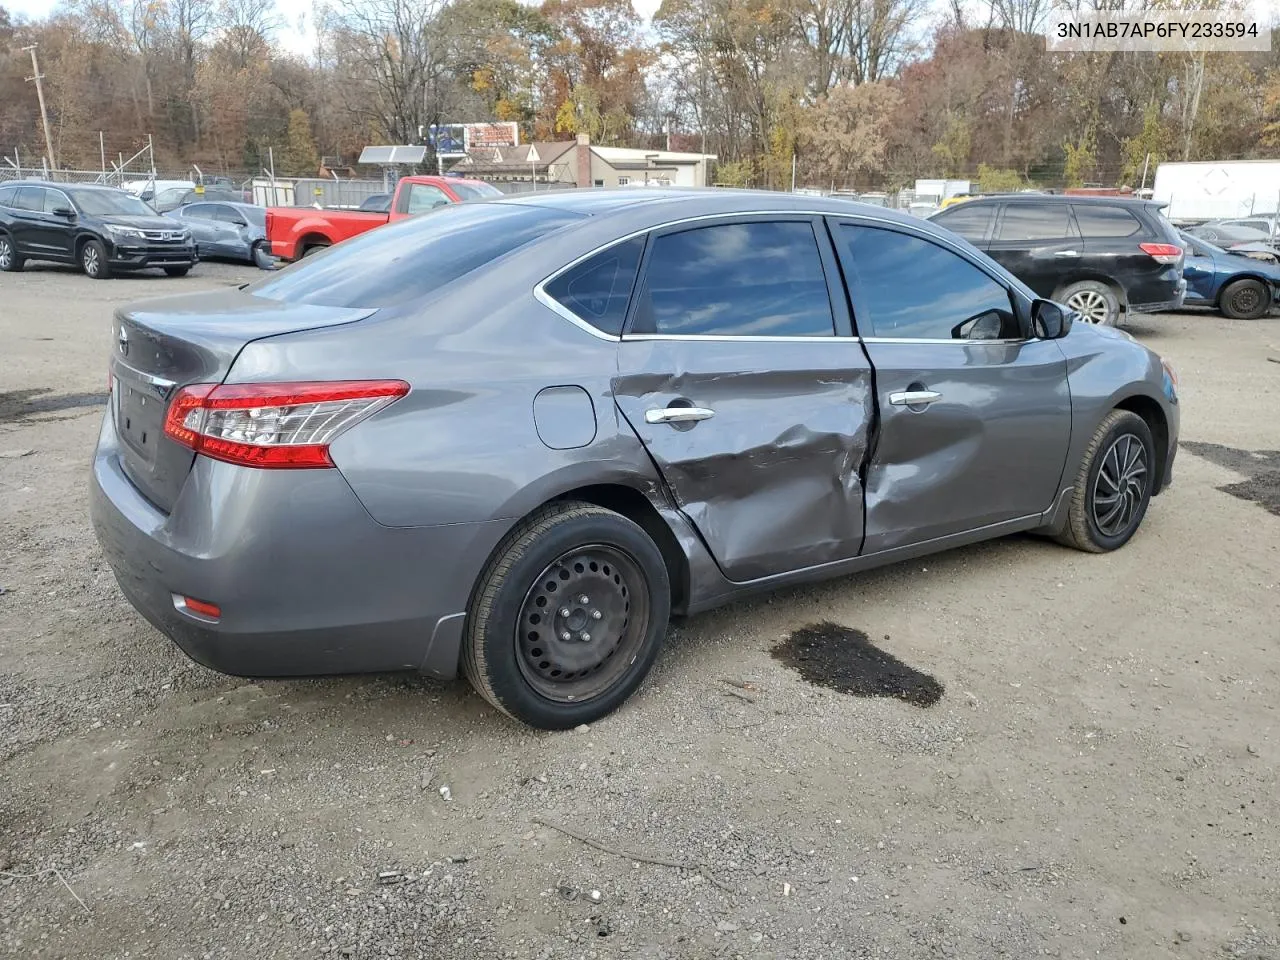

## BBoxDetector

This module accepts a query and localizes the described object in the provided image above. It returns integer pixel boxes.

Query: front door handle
[1053,250,1081,258]
[889,390,942,407]
[645,406,715,424]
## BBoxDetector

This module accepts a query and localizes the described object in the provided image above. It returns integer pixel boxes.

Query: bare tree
[323,0,451,146]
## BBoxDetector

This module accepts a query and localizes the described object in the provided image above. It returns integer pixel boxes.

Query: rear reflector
[179,596,222,619]
[163,379,409,469]
[1139,242,1183,265]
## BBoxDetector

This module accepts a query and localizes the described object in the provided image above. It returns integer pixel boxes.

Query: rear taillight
[1139,242,1183,265]
[163,380,409,468]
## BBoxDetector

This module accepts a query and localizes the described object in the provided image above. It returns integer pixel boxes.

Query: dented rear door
[612,216,873,583]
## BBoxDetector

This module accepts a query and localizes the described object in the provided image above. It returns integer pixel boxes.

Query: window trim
[534,210,1027,342]
[828,216,1032,344]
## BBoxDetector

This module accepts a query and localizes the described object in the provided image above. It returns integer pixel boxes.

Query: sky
[4,0,667,56]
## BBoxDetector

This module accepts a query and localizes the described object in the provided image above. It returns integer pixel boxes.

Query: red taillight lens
[163,380,409,469]
[1139,242,1183,265]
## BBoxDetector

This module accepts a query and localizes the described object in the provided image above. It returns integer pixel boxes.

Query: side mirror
[1033,299,1072,339]
[52,206,76,219]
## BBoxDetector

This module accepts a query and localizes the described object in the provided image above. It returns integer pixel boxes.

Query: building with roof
[452,135,717,190]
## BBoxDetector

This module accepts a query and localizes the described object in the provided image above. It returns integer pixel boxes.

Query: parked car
[1183,221,1274,247]
[265,175,503,261]
[1179,230,1280,319]
[170,201,272,268]
[0,180,196,278]
[358,193,392,212]
[90,190,1180,729]
[930,195,1185,326]
[124,179,195,205]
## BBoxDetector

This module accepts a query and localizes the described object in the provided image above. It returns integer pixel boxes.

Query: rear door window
[995,203,1078,242]
[1072,204,1142,238]
[247,202,582,309]
[629,220,835,337]
[544,236,645,336]
[13,187,46,212]
[931,203,993,243]
[182,204,216,220]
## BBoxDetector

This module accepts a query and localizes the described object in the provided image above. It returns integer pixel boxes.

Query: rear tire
[301,243,329,258]
[163,266,191,277]
[81,239,110,279]
[1058,280,1120,327]
[0,234,22,272]
[1056,410,1155,553]
[1218,278,1271,320]
[463,501,671,729]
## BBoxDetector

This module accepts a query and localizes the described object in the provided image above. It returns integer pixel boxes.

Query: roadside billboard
[426,124,467,158]
[464,122,520,151]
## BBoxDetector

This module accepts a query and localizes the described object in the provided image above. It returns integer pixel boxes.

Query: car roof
[494,187,928,225]
[956,193,1156,208]
[11,181,126,193]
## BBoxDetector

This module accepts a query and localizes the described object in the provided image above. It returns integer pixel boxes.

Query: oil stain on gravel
[1181,441,1280,517]
[772,621,943,707]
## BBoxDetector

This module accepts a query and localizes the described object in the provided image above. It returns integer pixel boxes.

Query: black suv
[930,195,1185,326]
[0,181,196,279]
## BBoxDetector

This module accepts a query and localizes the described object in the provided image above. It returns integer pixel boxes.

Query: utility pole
[22,44,57,173]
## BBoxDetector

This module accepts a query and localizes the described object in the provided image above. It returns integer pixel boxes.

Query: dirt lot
[2,261,1278,960]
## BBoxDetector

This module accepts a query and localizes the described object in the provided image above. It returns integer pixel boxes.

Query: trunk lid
[108,289,374,512]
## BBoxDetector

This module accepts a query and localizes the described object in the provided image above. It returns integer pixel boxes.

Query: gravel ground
[1,261,1278,960]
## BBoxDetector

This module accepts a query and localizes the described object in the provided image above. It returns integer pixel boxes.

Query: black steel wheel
[463,501,670,729]
[1219,278,1270,320]
[1057,409,1155,553]
[514,544,651,703]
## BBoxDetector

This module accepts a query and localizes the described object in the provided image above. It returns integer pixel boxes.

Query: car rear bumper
[1128,278,1185,313]
[89,413,509,680]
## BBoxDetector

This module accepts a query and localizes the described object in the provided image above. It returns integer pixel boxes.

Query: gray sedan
[90,190,1180,729]
[169,201,272,267]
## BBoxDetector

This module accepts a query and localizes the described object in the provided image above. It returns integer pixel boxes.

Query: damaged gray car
[91,190,1180,729]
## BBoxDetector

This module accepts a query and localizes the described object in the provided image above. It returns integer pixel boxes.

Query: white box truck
[1152,160,1280,222]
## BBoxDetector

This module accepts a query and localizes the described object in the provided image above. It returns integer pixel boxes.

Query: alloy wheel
[82,245,100,277]
[514,544,652,703]
[1091,433,1148,538]
[1066,289,1110,325]
[0,239,11,269]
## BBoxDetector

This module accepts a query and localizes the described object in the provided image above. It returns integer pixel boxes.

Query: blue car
[1180,230,1280,319]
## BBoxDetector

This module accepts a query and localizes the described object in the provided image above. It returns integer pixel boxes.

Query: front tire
[1058,280,1120,327]
[163,266,191,277]
[463,501,671,729]
[1056,410,1155,553]
[81,239,110,279]
[0,234,22,272]
[1218,278,1271,320]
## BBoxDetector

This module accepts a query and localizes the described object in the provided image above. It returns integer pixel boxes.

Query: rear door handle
[889,390,942,407]
[1053,250,1081,258]
[645,406,715,424]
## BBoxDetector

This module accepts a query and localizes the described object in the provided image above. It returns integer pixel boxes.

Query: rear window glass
[247,202,583,309]
[544,236,645,336]
[1072,204,1142,238]
[451,181,503,200]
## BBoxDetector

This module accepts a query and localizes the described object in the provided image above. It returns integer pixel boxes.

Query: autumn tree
[280,107,319,174]
[800,81,898,186]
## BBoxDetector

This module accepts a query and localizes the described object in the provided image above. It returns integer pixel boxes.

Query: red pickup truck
[266,175,503,261]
